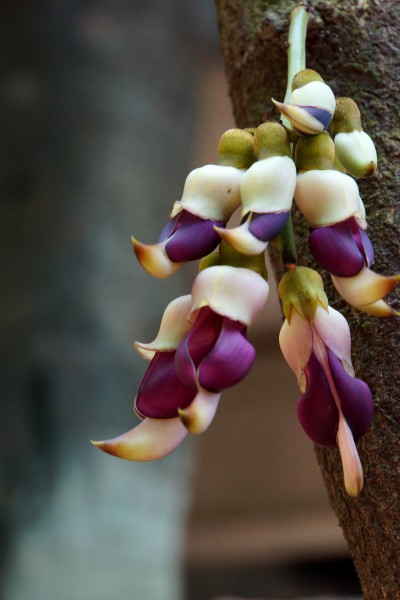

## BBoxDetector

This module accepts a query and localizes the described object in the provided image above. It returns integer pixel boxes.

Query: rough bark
[215,1,400,598]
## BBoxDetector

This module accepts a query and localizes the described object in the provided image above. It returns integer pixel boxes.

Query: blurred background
[0,1,361,599]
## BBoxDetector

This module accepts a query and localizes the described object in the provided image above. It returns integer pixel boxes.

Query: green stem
[278,5,308,268]
[278,214,297,266]
[284,5,309,105]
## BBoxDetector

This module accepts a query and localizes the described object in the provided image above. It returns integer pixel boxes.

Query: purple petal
[247,211,290,242]
[158,213,180,242]
[135,351,196,419]
[162,210,224,262]
[175,308,222,389]
[309,220,366,277]
[328,350,373,441]
[198,318,255,392]
[301,106,332,129]
[349,218,375,268]
[297,353,339,447]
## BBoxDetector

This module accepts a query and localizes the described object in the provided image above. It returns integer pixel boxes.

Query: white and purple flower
[93,265,269,459]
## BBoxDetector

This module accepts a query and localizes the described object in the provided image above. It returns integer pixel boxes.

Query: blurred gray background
[0,2,361,599]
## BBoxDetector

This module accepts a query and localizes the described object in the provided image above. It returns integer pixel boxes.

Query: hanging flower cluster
[93,28,398,498]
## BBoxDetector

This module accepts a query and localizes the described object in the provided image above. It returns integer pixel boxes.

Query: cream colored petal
[337,415,364,497]
[178,164,244,222]
[279,311,313,392]
[292,81,336,113]
[135,295,192,360]
[178,389,221,435]
[132,237,184,279]
[91,417,188,461]
[334,131,377,178]
[272,99,325,136]
[356,299,400,318]
[215,219,268,256]
[332,268,400,307]
[313,306,353,374]
[240,156,296,215]
[189,265,269,326]
[294,170,361,227]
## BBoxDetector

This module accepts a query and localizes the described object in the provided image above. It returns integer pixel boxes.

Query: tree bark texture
[215,1,400,597]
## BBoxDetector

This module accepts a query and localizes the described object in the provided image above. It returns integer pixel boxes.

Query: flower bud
[331,98,377,178]
[272,69,336,136]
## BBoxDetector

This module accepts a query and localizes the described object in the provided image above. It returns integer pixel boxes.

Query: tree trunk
[215,1,400,597]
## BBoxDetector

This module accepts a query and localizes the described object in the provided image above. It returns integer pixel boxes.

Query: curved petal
[91,417,188,461]
[175,308,222,389]
[240,156,296,214]
[272,99,327,136]
[309,221,366,277]
[135,351,196,419]
[135,295,192,359]
[332,268,400,307]
[178,389,221,434]
[294,170,361,227]
[215,218,268,256]
[248,211,290,241]
[313,306,353,374]
[164,211,223,262]
[190,266,269,326]
[178,164,243,222]
[297,353,339,447]
[279,310,313,392]
[132,237,184,278]
[198,319,255,392]
[337,415,364,497]
[328,350,373,441]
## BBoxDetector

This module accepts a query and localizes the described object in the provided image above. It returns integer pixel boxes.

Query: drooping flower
[272,69,336,136]
[278,266,374,497]
[92,264,269,460]
[132,129,255,278]
[215,123,296,255]
[330,97,377,178]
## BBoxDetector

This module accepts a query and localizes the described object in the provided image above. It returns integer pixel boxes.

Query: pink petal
[279,310,313,392]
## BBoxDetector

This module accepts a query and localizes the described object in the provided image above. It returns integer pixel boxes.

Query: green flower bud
[253,122,291,159]
[330,98,377,178]
[294,131,335,171]
[278,266,328,323]
[218,129,255,169]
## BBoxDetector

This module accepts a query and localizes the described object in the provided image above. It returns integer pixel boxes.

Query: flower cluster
[93,53,398,498]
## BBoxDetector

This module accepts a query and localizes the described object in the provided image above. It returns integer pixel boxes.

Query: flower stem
[284,5,309,105]
[278,214,298,267]
[278,5,308,268]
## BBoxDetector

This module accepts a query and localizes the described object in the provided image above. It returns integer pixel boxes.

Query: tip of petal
[178,390,220,435]
[214,223,268,256]
[132,237,184,278]
[337,416,364,498]
[92,417,188,461]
